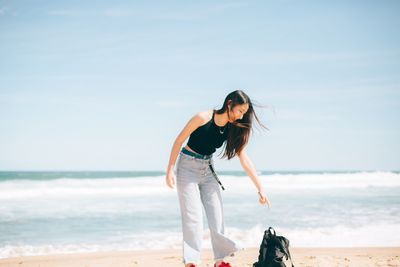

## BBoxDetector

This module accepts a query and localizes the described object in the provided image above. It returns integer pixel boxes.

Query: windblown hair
[215,90,269,160]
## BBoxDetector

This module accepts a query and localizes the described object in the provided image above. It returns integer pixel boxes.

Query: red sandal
[214,261,232,267]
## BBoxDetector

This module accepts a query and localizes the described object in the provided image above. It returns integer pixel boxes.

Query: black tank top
[186,110,229,156]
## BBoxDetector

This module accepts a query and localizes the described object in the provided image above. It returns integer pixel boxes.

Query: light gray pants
[176,150,241,264]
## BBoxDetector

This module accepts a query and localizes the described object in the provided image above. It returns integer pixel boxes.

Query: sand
[0,247,399,267]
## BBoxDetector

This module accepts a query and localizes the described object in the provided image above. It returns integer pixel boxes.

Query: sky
[0,0,399,171]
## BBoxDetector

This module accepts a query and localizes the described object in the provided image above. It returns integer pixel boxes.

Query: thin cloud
[48,8,119,17]
[257,83,400,102]
[48,2,249,20]
[276,109,339,122]
[0,6,8,16]
[103,8,133,17]
[222,51,358,65]
[48,9,87,16]
[150,2,249,21]
[209,1,249,11]
[267,52,355,64]
[47,8,150,19]
[135,50,359,66]
[155,100,188,108]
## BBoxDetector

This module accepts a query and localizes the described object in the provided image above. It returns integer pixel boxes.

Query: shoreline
[1,247,399,267]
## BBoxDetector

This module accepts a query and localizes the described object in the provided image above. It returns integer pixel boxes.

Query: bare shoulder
[183,110,212,129]
[196,109,214,122]
[175,109,213,143]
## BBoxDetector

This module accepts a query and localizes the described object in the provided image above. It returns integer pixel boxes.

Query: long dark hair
[215,90,269,160]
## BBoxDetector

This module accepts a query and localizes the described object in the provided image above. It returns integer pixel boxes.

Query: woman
[165,90,271,267]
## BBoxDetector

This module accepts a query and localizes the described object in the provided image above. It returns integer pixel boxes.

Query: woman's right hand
[165,169,176,189]
[258,190,271,208]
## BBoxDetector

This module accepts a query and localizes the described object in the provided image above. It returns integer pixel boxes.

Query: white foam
[0,176,172,200]
[1,223,399,258]
[221,223,400,248]
[225,171,400,193]
[0,172,399,200]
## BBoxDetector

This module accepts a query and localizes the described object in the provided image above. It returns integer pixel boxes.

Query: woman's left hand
[258,191,271,208]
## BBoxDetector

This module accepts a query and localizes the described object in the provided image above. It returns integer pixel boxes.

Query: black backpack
[253,227,295,267]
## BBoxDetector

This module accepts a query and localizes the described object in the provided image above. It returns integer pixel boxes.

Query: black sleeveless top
[187,110,229,156]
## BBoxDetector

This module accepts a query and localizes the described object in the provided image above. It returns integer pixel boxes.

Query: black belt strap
[208,162,225,190]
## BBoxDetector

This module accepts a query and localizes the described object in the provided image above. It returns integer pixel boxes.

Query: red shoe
[188,264,197,267]
[214,262,231,267]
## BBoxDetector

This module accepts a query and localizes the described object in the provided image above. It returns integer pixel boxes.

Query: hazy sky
[1,0,399,171]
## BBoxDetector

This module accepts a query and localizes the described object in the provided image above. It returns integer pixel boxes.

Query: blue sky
[0,0,399,171]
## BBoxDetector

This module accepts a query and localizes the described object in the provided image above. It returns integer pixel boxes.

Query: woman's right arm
[165,113,204,189]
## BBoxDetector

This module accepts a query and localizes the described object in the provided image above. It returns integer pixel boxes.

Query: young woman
[165,90,271,267]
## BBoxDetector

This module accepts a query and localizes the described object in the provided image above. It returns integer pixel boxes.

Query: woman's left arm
[238,149,271,207]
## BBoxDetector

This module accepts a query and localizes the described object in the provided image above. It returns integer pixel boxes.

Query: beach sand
[0,247,399,267]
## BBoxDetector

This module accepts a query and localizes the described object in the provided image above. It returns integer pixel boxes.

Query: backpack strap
[276,237,295,267]
[267,227,276,236]
[265,228,295,267]
[286,247,295,267]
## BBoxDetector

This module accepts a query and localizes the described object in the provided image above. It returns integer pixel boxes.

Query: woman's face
[228,103,249,122]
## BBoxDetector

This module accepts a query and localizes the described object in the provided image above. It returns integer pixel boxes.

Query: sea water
[0,170,399,258]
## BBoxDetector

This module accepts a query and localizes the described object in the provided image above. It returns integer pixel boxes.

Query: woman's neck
[214,111,230,127]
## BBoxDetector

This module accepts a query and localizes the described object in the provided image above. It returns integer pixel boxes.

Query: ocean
[0,170,399,258]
